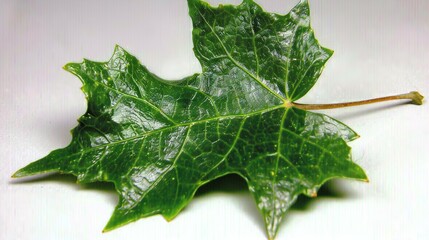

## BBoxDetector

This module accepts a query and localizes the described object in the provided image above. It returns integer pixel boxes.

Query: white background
[1,0,428,239]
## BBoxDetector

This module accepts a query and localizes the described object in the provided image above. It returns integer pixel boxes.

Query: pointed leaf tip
[11,167,32,178]
[112,44,127,56]
[63,63,79,73]
[11,171,21,178]
[267,224,278,240]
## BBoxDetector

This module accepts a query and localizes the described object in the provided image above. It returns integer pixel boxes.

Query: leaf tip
[322,47,334,57]
[355,167,369,183]
[62,63,70,71]
[267,230,276,240]
[113,44,126,55]
[11,168,26,178]
[102,223,115,233]
[162,214,174,222]
[264,214,281,240]
[103,209,133,233]
[63,62,80,74]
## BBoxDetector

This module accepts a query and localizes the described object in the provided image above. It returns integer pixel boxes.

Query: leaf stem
[292,91,424,110]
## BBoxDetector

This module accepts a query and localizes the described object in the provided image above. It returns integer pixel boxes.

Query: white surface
[1,0,428,239]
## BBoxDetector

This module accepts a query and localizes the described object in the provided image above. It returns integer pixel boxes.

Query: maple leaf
[13,0,371,239]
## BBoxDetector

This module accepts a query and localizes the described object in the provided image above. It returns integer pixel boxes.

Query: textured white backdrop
[1,0,428,239]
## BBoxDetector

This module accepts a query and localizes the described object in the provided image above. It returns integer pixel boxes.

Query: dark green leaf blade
[188,0,333,101]
[13,1,367,239]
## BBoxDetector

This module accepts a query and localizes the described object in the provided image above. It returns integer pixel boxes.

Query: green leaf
[13,0,367,239]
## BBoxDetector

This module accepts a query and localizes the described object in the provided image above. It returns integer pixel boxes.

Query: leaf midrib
[69,104,286,158]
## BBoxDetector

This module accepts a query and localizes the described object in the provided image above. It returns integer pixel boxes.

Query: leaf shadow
[194,174,357,235]
[10,173,118,205]
[11,173,358,237]
[195,174,249,196]
[194,174,265,230]
[291,180,354,210]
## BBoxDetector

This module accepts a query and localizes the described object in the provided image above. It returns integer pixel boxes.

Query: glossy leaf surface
[14,0,367,239]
